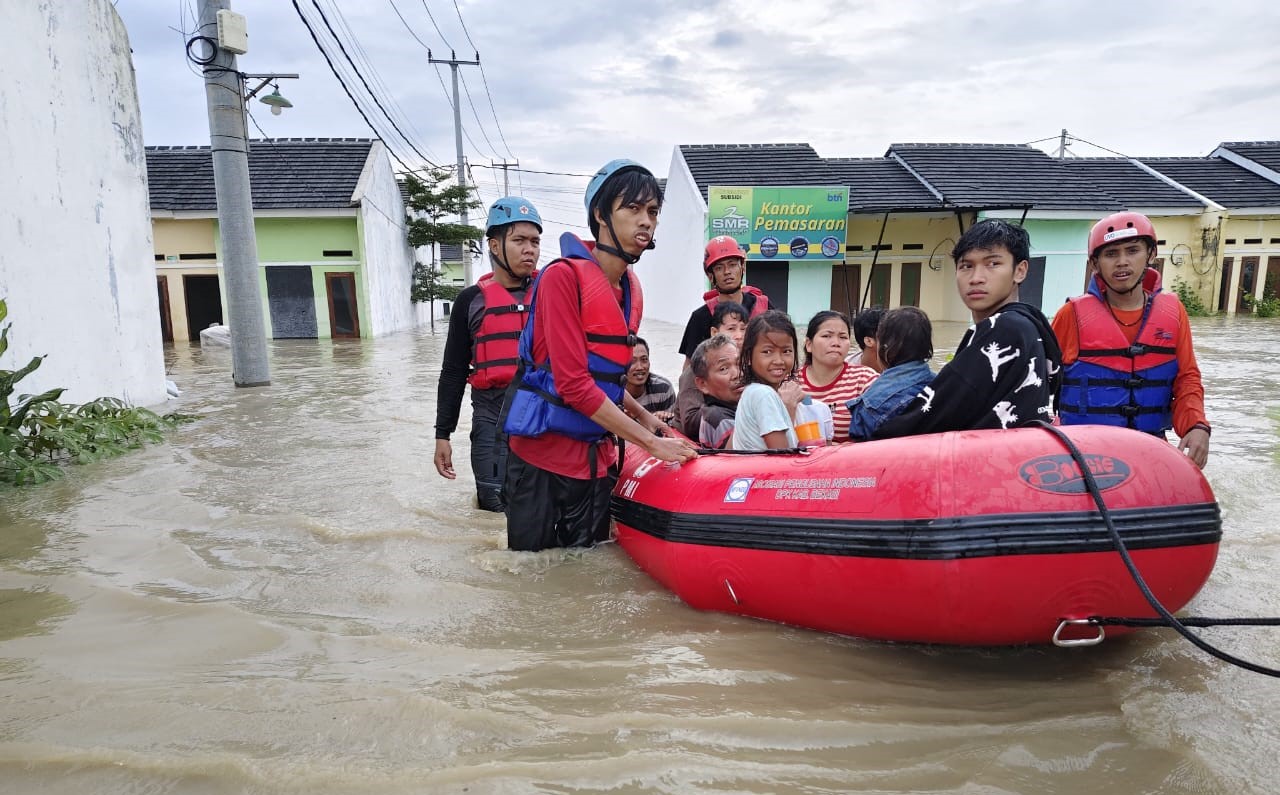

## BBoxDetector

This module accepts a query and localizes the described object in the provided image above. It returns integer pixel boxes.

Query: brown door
[1218,258,1233,312]
[830,264,861,317]
[1238,256,1260,313]
[325,272,361,338]
[1266,256,1280,299]
[900,262,922,307]
[157,275,173,342]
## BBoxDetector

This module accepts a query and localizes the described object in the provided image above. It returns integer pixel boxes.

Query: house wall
[357,143,430,336]
[1220,215,1280,312]
[1011,219,1094,312]
[153,218,219,341]
[635,146,712,330]
[845,213,972,323]
[0,0,166,406]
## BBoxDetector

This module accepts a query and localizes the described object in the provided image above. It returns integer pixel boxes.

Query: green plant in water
[1256,274,1280,318]
[1,297,192,486]
[1170,278,1210,317]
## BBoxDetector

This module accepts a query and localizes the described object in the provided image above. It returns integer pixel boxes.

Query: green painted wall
[787,260,834,326]
[981,216,1092,313]
[213,216,371,339]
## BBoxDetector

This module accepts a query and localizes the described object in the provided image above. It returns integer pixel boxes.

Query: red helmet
[1088,212,1157,258]
[703,236,746,271]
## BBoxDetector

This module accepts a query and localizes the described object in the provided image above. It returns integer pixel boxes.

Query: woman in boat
[799,310,879,443]
[846,307,935,441]
[730,311,805,451]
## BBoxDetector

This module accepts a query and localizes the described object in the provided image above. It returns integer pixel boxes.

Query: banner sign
[707,185,849,260]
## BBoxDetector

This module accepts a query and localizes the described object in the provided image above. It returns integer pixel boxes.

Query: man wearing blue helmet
[502,159,698,551]
[434,196,542,511]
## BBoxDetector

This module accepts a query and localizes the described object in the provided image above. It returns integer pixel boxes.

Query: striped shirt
[632,373,676,415]
[800,363,879,442]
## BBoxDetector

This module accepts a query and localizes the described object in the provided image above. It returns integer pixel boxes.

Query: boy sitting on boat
[871,219,1062,437]
[846,307,934,441]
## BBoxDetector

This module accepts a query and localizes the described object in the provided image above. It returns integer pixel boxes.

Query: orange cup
[796,420,824,446]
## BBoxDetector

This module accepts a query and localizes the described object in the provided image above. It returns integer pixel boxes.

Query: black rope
[694,447,810,456]
[1091,617,1280,628]
[1034,420,1280,677]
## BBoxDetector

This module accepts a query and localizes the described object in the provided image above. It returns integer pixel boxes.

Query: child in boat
[871,219,1062,437]
[846,307,935,441]
[676,301,748,439]
[730,311,805,450]
[689,334,742,449]
[801,310,879,442]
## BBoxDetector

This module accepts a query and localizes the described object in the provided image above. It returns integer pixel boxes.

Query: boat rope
[1089,617,1280,628]
[694,447,810,456]
[1034,420,1280,678]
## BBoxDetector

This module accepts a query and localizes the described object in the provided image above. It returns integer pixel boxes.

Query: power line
[420,0,452,47]
[448,0,517,164]
[303,0,440,168]
[321,0,438,164]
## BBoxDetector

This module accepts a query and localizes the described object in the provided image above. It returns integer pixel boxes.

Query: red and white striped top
[800,363,879,442]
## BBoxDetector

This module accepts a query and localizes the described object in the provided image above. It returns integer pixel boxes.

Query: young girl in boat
[800,310,880,443]
[846,307,935,441]
[731,311,806,451]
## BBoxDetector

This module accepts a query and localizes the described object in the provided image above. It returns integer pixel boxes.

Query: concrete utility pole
[428,49,481,284]
[1057,128,1071,161]
[199,0,270,386]
[492,159,519,195]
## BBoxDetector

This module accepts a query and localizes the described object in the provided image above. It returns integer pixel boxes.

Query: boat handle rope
[1034,420,1280,678]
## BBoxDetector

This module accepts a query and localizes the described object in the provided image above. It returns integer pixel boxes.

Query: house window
[179,252,217,261]
[1244,238,1263,245]
[1226,238,1237,245]
[902,243,924,251]
[900,262,922,307]
[323,249,355,258]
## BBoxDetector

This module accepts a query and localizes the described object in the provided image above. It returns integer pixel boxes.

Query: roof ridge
[890,142,1034,150]
[681,142,814,150]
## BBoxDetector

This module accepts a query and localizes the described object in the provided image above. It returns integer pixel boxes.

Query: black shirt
[677,291,764,359]
[873,302,1063,438]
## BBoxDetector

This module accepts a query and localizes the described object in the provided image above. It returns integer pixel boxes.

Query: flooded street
[1,315,1278,794]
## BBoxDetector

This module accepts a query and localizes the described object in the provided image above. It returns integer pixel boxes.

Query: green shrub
[1,297,192,486]
[1170,279,1210,317]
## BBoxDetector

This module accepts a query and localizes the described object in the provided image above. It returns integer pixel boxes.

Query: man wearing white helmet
[434,196,542,511]
[503,159,697,551]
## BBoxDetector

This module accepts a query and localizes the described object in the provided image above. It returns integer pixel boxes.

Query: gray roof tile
[678,143,941,213]
[888,143,1121,211]
[1218,141,1280,174]
[1140,156,1280,208]
[1062,158,1204,208]
[146,138,374,211]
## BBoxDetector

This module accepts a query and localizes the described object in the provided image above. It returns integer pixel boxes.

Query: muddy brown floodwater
[1,314,1277,794]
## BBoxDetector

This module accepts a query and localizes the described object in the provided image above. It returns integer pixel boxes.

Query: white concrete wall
[0,0,166,406]
[638,147,712,328]
[356,142,431,336]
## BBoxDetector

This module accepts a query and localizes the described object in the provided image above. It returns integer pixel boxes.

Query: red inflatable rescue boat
[611,425,1220,646]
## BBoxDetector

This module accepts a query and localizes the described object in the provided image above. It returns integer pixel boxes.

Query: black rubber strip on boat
[609,498,1222,560]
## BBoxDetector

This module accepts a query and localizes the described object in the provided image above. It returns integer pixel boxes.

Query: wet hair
[804,310,850,365]
[691,333,735,380]
[738,310,798,387]
[952,219,1030,266]
[877,307,934,368]
[852,307,885,351]
[710,301,748,329]
[588,167,662,238]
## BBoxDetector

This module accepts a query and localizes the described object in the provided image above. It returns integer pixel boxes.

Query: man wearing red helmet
[1051,212,1211,468]
[673,237,773,438]
[676,236,772,367]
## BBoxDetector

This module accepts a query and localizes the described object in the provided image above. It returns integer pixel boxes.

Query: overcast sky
[116,0,1280,251]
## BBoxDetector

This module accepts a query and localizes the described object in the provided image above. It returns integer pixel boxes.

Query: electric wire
[304,0,441,168]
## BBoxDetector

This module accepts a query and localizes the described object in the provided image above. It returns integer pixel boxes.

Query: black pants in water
[503,450,617,552]
[470,389,509,512]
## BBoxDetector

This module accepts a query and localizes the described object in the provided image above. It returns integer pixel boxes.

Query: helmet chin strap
[596,214,653,266]
[1107,264,1147,296]
[491,227,531,286]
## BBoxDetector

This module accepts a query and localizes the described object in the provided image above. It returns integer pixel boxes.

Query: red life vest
[468,271,536,390]
[504,257,643,442]
[703,285,769,316]
[1059,290,1181,433]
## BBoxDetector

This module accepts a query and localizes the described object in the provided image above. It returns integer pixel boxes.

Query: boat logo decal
[724,477,754,503]
[1019,453,1132,493]
[632,456,662,479]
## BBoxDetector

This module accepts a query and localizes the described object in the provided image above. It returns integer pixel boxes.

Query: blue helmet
[584,159,651,216]
[485,196,542,236]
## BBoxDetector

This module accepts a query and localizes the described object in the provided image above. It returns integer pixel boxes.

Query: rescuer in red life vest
[502,159,697,551]
[433,196,542,512]
[1051,211,1211,468]
[677,236,773,368]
